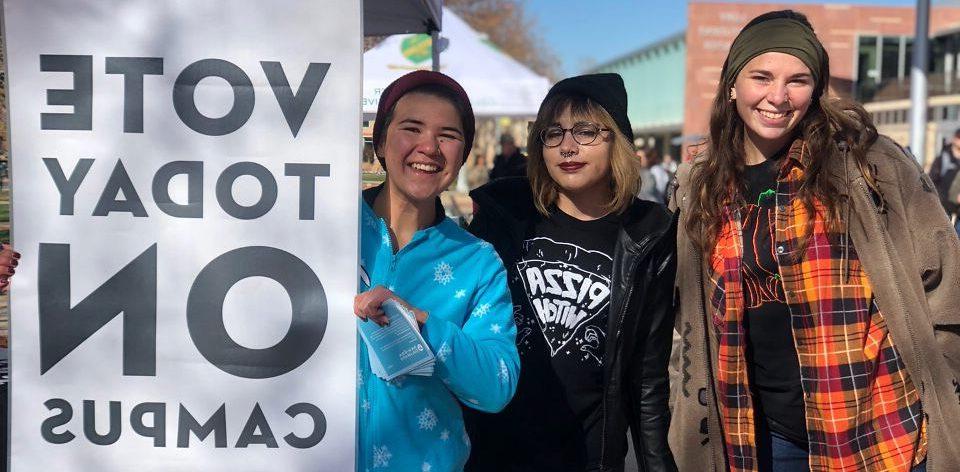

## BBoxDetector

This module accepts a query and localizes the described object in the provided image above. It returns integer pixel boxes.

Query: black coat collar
[469,176,670,245]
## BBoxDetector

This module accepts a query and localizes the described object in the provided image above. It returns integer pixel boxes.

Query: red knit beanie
[372,70,475,168]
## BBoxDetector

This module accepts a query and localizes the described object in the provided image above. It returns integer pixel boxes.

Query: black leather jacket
[466,178,677,472]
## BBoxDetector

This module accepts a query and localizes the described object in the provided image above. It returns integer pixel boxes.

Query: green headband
[723,17,825,86]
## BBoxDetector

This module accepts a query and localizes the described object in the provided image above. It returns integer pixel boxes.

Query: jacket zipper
[678,187,722,470]
[692,240,724,471]
[598,256,640,470]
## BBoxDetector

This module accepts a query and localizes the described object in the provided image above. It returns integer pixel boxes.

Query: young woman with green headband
[669,10,960,472]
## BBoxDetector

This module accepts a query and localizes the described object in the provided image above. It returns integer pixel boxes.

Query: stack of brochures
[357,299,435,381]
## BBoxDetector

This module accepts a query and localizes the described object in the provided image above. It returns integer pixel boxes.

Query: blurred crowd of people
[466,134,679,207]
[930,127,960,235]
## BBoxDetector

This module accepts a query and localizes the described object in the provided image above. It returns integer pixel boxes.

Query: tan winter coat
[668,136,960,471]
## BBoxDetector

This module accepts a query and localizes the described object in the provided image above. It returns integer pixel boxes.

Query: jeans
[756,429,808,472]
[756,427,928,472]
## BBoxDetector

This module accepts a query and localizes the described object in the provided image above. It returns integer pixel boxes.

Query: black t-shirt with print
[508,206,619,469]
[741,156,808,445]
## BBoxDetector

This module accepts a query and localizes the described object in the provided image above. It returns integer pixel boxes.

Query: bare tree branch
[445,0,558,80]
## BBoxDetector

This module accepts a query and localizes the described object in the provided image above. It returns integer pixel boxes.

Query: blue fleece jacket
[357,199,519,471]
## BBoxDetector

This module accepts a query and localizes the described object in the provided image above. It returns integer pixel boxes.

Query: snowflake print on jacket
[357,194,520,471]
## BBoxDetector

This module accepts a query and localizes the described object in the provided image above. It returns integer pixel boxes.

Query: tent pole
[432,30,440,72]
[909,0,930,164]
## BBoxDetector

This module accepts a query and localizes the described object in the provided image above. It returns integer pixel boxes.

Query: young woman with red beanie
[353,70,519,471]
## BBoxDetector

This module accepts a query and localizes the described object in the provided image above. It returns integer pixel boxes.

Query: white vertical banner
[3,1,359,470]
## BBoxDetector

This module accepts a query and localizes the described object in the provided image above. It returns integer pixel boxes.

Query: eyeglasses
[539,123,610,147]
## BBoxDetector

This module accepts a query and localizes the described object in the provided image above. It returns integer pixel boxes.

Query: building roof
[588,32,686,134]
[590,31,686,72]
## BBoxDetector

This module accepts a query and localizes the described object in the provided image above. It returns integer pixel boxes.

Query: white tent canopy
[363,7,551,116]
[364,0,442,36]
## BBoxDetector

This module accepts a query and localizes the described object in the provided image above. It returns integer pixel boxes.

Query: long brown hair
[686,10,880,256]
[527,93,640,216]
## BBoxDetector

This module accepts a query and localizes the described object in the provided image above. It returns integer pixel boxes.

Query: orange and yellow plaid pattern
[708,140,927,471]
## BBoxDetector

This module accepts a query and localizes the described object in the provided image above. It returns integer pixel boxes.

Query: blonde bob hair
[526,94,640,216]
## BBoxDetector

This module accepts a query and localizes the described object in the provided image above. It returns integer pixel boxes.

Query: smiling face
[378,92,465,206]
[542,106,613,199]
[732,51,815,161]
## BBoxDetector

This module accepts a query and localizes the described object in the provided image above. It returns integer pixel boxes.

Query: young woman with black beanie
[669,10,960,472]
[465,73,678,471]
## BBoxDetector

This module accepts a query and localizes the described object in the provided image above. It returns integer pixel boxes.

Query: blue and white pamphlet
[357,299,435,381]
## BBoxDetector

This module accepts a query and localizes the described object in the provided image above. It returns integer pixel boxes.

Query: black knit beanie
[540,73,634,143]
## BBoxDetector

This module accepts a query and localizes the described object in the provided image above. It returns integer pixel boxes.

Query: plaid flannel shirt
[709,140,927,471]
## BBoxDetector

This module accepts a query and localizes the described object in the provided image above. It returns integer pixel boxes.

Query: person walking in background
[660,153,677,175]
[0,244,18,297]
[637,147,659,202]
[466,153,491,190]
[637,146,672,204]
[489,133,527,180]
[950,169,960,235]
[0,244,21,472]
[669,10,960,472]
[0,159,7,193]
[930,128,960,219]
[466,73,677,472]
